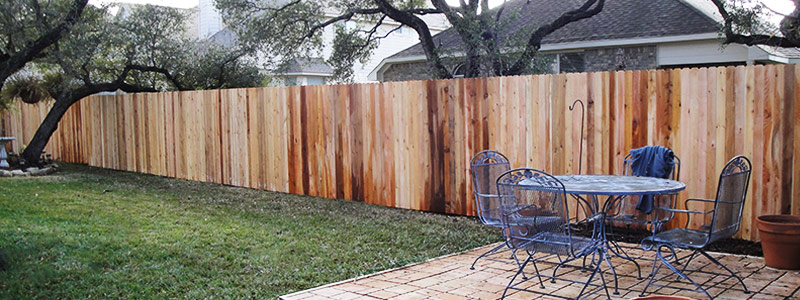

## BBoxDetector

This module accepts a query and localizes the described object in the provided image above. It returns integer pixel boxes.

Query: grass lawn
[0,164,500,298]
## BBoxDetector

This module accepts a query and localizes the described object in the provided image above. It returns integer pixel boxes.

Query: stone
[25,167,57,176]
[34,167,55,176]
[50,163,60,170]
[10,170,25,176]
[24,167,38,173]
[0,170,11,177]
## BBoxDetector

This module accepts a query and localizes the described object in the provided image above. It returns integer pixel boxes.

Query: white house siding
[657,40,749,67]
[199,0,224,38]
[315,19,444,83]
[341,23,442,83]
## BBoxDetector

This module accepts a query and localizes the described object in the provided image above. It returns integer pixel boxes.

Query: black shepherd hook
[569,99,585,175]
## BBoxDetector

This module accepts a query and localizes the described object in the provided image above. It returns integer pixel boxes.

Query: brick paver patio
[280,242,800,300]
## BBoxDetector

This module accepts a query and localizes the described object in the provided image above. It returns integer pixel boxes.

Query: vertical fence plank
[793,65,800,218]
[5,65,800,242]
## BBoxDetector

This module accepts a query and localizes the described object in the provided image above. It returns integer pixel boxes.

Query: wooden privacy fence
[3,64,800,241]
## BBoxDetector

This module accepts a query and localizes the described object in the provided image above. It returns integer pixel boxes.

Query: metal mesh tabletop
[551,175,685,196]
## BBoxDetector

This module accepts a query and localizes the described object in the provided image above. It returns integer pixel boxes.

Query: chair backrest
[616,151,681,229]
[622,152,681,181]
[496,168,574,256]
[470,150,511,225]
[707,156,752,243]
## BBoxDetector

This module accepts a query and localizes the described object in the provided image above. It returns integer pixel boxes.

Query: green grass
[0,164,500,298]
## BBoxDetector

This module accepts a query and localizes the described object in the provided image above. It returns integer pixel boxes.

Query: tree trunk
[21,99,72,165]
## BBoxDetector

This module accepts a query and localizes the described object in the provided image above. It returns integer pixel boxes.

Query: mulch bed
[605,226,763,257]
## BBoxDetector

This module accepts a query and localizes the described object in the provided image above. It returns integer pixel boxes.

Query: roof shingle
[389,0,720,59]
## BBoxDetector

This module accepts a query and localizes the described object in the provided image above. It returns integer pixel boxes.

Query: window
[452,63,466,78]
[306,77,325,86]
[558,52,585,73]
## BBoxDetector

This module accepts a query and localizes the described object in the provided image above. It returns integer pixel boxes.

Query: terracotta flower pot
[631,296,695,300]
[756,215,800,270]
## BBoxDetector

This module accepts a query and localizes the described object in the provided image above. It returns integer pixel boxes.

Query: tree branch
[711,0,800,47]
[506,0,604,75]
[126,64,187,91]
[0,0,88,89]
[374,0,451,78]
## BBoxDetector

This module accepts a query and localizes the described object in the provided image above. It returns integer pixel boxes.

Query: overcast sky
[89,0,795,25]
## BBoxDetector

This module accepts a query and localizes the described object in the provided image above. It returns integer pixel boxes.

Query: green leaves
[218,0,386,81]
[327,25,377,83]
[1,1,264,98]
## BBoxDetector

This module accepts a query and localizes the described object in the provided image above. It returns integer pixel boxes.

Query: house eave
[282,72,333,77]
[369,32,721,80]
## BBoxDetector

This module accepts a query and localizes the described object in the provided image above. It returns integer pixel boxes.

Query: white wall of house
[657,40,750,67]
[319,21,444,83]
[198,0,224,38]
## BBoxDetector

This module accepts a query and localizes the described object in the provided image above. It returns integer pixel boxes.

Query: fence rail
[3,64,800,241]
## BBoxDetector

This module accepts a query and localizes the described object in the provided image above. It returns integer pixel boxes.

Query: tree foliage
[0,0,88,109]
[0,1,264,164]
[217,0,604,80]
[712,0,800,47]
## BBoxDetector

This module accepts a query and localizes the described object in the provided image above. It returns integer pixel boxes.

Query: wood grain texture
[5,65,800,241]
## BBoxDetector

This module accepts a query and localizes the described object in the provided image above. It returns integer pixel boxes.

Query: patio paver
[280,242,800,300]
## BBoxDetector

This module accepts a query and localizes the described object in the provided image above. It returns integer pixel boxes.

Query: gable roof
[387,0,720,59]
[283,57,334,76]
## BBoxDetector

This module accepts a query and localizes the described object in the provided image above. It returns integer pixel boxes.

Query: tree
[712,0,800,47]
[1,3,262,164]
[216,0,604,80]
[0,0,88,107]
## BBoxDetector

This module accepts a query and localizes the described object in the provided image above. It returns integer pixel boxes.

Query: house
[197,0,450,85]
[369,0,800,82]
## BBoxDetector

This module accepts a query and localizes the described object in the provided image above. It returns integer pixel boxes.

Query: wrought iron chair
[496,168,610,299]
[604,152,681,277]
[609,152,681,233]
[640,156,751,299]
[469,150,514,270]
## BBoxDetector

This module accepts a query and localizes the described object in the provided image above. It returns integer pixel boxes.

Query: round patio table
[553,174,686,197]
[516,174,686,295]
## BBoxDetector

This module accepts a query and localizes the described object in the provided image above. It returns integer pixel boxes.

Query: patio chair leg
[470,242,507,270]
[502,255,532,300]
[676,250,698,281]
[581,255,588,272]
[510,249,528,280]
[648,251,660,279]
[552,255,579,283]
[697,250,749,293]
[640,252,664,297]
[531,257,546,289]
[577,259,602,299]
[608,239,642,279]
[644,244,713,299]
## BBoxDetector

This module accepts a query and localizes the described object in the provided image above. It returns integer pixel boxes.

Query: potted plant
[756,215,800,270]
